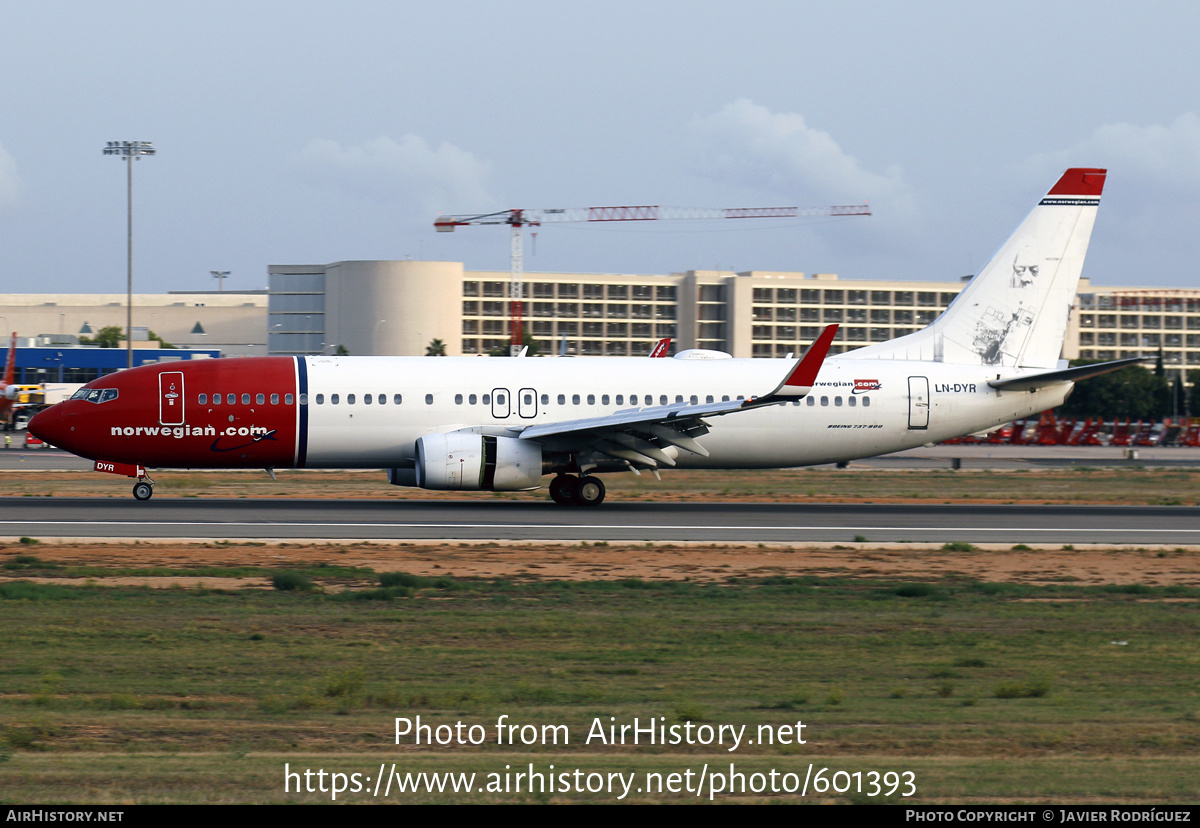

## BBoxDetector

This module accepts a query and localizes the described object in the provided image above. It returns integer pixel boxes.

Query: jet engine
[411,432,542,491]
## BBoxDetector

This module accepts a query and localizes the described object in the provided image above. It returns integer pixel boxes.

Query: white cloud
[1017,113,1200,285]
[292,134,494,215]
[0,143,24,211]
[687,99,911,211]
[1022,113,1200,193]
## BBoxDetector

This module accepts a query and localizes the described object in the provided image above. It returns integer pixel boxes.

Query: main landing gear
[132,479,154,501]
[548,474,606,507]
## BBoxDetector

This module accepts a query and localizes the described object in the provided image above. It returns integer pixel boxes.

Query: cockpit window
[73,388,119,404]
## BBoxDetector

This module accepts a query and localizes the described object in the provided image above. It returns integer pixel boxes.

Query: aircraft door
[159,371,185,426]
[908,376,929,430]
[518,387,537,418]
[491,387,510,419]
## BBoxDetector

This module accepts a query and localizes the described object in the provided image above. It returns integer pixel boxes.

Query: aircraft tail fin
[2,333,15,386]
[845,168,1106,369]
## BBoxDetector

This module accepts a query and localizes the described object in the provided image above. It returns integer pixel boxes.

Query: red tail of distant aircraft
[0,333,19,427]
[32,169,1136,505]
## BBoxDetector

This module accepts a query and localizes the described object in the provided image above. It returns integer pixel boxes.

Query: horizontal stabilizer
[988,356,1149,391]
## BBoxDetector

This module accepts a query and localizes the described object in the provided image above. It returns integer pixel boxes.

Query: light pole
[211,270,230,291]
[103,140,156,369]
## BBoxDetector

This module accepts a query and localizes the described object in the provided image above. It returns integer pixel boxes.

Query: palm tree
[425,338,447,356]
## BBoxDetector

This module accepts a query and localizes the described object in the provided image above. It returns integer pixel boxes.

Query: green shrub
[271,571,315,592]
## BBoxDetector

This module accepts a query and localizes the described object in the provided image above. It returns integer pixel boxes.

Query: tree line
[1057,354,1198,420]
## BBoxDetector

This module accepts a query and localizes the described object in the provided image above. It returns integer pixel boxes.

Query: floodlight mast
[103,141,156,369]
[434,203,870,356]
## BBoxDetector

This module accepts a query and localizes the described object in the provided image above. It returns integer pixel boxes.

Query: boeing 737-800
[30,168,1133,505]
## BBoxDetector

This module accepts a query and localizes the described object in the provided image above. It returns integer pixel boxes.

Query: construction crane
[434,203,871,355]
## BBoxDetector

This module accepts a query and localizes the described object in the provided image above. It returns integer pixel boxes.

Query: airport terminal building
[268,260,1200,368]
[6,262,1200,375]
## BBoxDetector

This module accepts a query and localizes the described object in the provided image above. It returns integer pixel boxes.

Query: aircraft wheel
[132,481,153,501]
[574,475,606,507]
[549,474,578,505]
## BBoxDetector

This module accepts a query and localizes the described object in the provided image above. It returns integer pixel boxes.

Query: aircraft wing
[516,325,837,468]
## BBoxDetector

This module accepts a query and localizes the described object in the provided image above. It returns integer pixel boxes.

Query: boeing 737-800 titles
[30,168,1134,505]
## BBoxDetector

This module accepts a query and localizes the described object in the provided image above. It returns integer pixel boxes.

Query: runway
[2,497,1196,545]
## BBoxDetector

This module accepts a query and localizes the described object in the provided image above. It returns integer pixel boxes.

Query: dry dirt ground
[4,539,1198,589]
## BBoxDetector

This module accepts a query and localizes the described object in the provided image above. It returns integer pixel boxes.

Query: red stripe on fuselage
[32,357,300,468]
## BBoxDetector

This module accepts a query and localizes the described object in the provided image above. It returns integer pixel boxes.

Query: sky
[3,1,1200,295]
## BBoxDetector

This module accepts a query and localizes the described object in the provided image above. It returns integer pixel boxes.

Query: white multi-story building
[8,262,1200,370]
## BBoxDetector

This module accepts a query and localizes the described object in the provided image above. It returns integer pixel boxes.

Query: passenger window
[557,394,565,405]
[425,394,434,405]
[690,395,698,405]
[601,394,609,405]
[645,395,653,405]
[587,394,595,405]
[347,394,355,405]
[497,393,506,405]
[848,396,856,407]
[660,395,667,405]
[331,394,339,405]
[806,396,815,406]
[722,395,730,402]
[675,395,684,404]
[378,394,385,404]
[455,394,463,405]
[470,394,478,405]
[364,394,372,405]
[706,395,714,404]
[394,394,402,405]
[257,393,265,405]
[287,394,295,405]
[835,396,842,406]
[213,393,222,405]
[616,395,623,405]
[316,394,325,404]
[541,394,549,405]
[572,394,580,405]
[821,396,829,406]
[271,393,279,405]
[198,393,208,405]
[863,396,871,407]
[483,394,491,405]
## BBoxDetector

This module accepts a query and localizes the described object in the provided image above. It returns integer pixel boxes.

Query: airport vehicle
[30,168,1136,504]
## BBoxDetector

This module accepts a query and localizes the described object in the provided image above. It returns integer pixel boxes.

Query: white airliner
[31,168,1132,505]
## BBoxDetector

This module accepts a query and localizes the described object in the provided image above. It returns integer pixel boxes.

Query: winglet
[753,324,838,404]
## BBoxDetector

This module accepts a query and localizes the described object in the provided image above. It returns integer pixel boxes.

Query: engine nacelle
[2,385,18,401]
[413,432,542,491]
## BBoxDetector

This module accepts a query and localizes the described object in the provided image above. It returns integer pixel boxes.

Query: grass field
[2,547,1198,804]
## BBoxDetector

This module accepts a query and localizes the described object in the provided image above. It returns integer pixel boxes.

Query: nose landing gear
[548,474,606,506]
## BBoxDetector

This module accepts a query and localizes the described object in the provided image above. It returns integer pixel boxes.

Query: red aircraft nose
[28,404,72,450]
